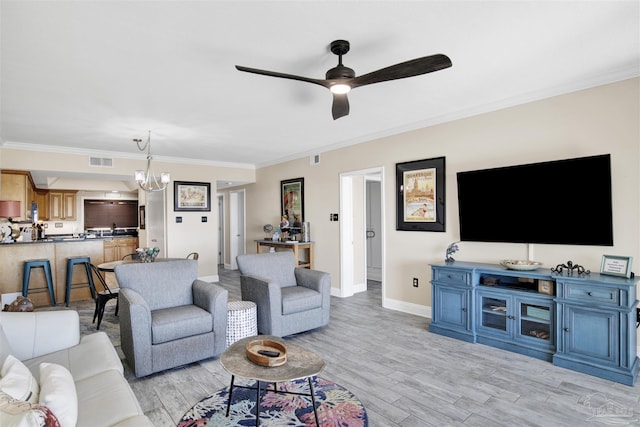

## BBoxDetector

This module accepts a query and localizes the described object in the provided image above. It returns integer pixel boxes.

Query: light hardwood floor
[77,267,640,426]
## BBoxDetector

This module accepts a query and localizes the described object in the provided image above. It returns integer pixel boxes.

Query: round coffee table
[220,335,325,426]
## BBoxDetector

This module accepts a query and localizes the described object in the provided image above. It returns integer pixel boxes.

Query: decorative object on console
[396,157,445,232]
[538,280,555,295]
[500,259,543,271]
[133,131,170,192]
[551,260,590,275]
[600,255,633,278]
[445,241,459,262]
[263,224,273,239]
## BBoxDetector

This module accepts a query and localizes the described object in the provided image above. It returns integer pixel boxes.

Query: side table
[226,300,258,346]
[220,335,326,426]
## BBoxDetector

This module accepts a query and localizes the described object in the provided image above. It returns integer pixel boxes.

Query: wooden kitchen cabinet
[34,190,50,220]
[49,191,77,220]
[0,170,35,220]
[103,237,139,262]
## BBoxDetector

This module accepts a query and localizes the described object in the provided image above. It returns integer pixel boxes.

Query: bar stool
[65,256,97,306]
[22,259,56,306]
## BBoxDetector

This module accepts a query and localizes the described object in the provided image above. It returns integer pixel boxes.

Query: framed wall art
[396,156,445,232]
[281,177,304,227]
[600,255,633,278]
[174,181,211,212]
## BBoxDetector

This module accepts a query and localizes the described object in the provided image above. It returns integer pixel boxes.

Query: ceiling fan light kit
[236,39,451,120]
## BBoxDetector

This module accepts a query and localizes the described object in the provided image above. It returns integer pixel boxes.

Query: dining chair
[88,263,119,330]
[122,253,140,261]
[186,252,199,260]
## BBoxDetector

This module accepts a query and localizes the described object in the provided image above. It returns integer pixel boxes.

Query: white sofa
[0,310,153,427]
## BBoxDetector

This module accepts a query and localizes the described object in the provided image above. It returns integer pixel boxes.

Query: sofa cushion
[75,369,145,427]
[151,305,213,344]
[38,363,77,427]
[1,355,39,404]
[281,286,322,315]
[23,332,122,383]
[0,391,59,427]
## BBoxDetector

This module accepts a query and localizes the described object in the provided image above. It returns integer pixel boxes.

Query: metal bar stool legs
[22,259,56,306]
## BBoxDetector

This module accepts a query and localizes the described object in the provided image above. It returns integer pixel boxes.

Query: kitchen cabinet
[34,190,50,220]
[49,191,77,220]
[103,237,139,262]
[0,170,35,220]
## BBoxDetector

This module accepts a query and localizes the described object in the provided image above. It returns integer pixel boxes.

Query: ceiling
[1,1,638,187]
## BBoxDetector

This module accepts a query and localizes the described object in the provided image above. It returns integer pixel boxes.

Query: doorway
[229,189,246,270]
[339,167,384,301]
[217,194,225,267]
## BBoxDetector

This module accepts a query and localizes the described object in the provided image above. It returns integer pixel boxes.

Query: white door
[229,190,245,269]
[145,190,167,257]
[366,179,382,281]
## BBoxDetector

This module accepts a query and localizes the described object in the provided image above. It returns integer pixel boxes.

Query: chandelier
[134,131,170,192]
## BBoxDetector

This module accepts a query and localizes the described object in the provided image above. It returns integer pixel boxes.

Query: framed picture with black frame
[281,177,304,227]
[396,156,446,232]
[174,181,211,212]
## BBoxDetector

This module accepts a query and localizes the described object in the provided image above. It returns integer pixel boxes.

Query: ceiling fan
[236,40,452,120]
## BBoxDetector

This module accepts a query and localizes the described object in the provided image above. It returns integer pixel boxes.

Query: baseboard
[199,274,219,282]
[383,297,431,318]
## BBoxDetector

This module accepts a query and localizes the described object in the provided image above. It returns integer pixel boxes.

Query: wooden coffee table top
[220,335,325,383]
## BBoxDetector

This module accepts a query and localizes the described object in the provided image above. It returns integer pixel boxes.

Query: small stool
[226,300,258,346]
[65,256,97,306]
[22,259,56,306]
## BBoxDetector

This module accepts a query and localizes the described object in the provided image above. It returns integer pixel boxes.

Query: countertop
[2,235,138,245]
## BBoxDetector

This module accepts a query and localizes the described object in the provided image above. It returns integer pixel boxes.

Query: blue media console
[430,261,639,386]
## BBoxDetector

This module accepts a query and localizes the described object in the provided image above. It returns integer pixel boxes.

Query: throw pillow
[38,363,77,427]
[0,355,39,403]
[0,391,60,427]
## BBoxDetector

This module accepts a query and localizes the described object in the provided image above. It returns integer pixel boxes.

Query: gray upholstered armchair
[236,251,330,337]
[115,259,228,378]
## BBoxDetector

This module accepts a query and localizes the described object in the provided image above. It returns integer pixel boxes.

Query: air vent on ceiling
[310,154,320,165]
[89,156,113,167]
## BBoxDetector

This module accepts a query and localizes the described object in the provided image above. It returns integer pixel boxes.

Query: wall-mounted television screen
[456,154,613,246]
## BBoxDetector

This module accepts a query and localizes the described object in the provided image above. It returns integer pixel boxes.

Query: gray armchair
[236,251,330,337]
[115,259,228,378]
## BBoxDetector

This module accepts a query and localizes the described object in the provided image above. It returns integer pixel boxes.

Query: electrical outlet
[413,278,419,287]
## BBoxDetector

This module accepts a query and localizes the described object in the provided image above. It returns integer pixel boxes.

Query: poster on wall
[396,157,445,232]
[281,177,304,228]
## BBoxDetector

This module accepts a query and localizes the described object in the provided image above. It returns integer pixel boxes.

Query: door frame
[339,166,385,300]
[229,189,246,270]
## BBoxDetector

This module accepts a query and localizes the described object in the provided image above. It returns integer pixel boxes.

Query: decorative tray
[500,260,543,271]
[246,339,287,367]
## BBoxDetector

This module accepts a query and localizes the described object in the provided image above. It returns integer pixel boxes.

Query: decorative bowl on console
[500,259,543,271]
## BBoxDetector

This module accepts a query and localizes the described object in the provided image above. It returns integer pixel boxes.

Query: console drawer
[564,283,619,305]
[433,268,471,285]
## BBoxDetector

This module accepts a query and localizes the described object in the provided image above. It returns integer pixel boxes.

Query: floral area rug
[178,376,368,426]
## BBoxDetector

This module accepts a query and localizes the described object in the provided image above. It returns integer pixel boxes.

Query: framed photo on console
[396,157,445,232]
[600,255,633,278]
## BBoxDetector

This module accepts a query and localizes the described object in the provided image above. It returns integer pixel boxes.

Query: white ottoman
[226,300,258,346]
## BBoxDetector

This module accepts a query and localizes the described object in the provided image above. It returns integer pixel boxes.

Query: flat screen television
[456,154,613,246]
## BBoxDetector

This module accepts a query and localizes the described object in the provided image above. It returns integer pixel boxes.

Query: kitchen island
[0,236,137,307]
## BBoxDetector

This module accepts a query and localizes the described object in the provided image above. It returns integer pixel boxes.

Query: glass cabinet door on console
[478,292,510,338]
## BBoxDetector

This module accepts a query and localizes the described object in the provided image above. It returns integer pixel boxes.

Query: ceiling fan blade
[332,93,349,120]
[235,65,330,89]
[350,54,452,89]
